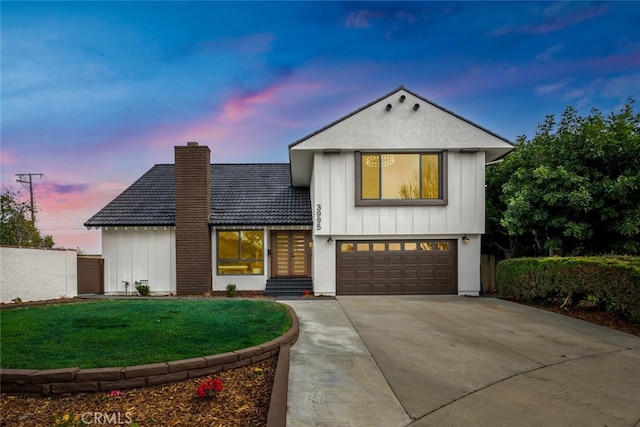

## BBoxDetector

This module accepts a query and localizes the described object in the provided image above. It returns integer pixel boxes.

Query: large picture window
[356,152,447,206]
[217,230,264,275]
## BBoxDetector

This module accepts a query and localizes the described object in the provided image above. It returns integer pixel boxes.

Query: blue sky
[2,1,639,253]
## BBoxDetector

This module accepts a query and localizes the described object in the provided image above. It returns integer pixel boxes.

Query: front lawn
[0,299,292,369]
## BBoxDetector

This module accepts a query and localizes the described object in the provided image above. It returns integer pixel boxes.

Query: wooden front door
[271,231,312,278]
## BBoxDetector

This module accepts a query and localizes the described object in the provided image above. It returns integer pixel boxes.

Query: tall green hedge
[496,256,640,322]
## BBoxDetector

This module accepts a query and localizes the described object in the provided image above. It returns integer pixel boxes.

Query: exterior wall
[211,227,267,292]
[312,151,485,236]
[102,227,176,294]
[0,246,77,303]
[310,151,486,296]
[210,226,313,292]
[457,235,481,296]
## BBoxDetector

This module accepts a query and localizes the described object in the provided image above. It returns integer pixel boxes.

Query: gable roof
[84,163,312,228]
[289,85,515,186]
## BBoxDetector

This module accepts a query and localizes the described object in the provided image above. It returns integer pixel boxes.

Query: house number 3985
[316,204,322,230]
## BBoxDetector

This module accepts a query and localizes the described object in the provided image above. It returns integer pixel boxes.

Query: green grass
[0,299,292,370]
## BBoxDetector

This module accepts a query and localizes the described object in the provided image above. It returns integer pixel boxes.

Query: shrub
[134,281,150,296]
[496,256,640,322]
[225,283,237,298]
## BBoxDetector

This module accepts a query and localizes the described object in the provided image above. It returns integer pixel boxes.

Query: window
[340,243,354,252]
[217,230,264,275]
[356,152,447,206]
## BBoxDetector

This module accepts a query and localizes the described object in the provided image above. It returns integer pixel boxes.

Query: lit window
[405,242,418,251]
[217,230,264,275]
[357,243,370,251]
[341,243,354,252]
[357,152,447,206]
[436,242,449,251]
[388,242,402,251]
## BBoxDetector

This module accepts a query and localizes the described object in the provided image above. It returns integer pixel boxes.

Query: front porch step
[265,278,313,297]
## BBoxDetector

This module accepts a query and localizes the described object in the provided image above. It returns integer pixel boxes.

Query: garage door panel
[388,269,403,279]
[404,269,418,279]
[386,283,403,293]
[336,239,457,295]
[356,257,371,267]
[436,255,453,265]
[403,254,419,265]
[418,254,435,264]
[436,269,452,279]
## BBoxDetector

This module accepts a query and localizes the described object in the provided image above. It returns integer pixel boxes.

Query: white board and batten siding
[310,151,485,296]
[102,227,176,294]
[291,88,513,296]
[313,151,485,236]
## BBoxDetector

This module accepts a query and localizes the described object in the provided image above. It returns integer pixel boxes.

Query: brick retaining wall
[1,306,299,395]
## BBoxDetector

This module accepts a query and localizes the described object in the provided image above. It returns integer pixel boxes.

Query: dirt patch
[1,357,275,427]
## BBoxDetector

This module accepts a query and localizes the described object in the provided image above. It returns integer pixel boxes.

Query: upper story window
[355,152,447,206]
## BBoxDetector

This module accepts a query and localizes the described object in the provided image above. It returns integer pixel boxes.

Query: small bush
[496,256,640,322]
[225,284,237,298]
[134,281,150,296]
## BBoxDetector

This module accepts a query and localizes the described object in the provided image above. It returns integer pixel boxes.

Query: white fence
[0,246,77,303]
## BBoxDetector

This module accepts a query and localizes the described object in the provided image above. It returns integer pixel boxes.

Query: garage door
[336,239,457,295]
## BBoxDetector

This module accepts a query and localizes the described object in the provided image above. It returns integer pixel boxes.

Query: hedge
[496,256,640,323]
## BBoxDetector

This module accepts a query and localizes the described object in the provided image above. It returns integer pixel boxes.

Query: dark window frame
[355,151,448,206]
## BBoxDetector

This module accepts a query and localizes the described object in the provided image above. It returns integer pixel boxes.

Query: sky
[2,1,639,254]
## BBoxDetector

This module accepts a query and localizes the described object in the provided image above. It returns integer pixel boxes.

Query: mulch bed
[0,357,276,427]
[509,298,640,337]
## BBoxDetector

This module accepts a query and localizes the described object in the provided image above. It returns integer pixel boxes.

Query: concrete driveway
[284,296,640,427]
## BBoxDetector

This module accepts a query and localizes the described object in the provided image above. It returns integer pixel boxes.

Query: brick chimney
[174,142,212,295]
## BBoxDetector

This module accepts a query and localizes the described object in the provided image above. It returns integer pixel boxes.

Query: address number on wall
[316,204,322,230]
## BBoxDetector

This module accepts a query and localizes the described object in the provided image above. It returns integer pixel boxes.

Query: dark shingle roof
[211,164,311,225]
[84,163,311,227]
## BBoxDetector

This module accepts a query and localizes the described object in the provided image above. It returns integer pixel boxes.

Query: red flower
[196,378,224,398]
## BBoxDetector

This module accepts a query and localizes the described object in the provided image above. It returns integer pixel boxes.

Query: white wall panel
[311,151,484,236]
[102,227,176,294]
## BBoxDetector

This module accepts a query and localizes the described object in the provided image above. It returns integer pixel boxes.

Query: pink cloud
[0,149,17,167]
[221,85,282,123]
[141,79,325,160]
[24,180,126,253]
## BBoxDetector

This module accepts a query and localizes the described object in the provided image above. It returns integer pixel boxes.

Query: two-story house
[85,86,514,296]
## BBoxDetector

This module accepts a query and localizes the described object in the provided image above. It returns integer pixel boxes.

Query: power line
[15,173,43,223]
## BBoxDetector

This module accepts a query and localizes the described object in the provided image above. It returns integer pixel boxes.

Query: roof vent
[187,141,199,147]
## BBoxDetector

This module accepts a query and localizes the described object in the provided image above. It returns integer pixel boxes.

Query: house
[85,86,514,296]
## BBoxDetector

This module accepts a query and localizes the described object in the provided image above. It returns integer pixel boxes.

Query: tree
[486,100,640,257]
[0,190,55,248]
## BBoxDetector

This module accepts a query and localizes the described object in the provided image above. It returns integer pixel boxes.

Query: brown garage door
[336,239,457,295]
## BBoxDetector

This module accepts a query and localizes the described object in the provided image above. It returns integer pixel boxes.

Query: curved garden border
[0,305,299,398]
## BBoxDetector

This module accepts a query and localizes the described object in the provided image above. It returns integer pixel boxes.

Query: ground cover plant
[0,299,291,369]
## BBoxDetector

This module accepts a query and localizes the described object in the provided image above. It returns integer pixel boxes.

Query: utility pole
[15,173,43,223]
